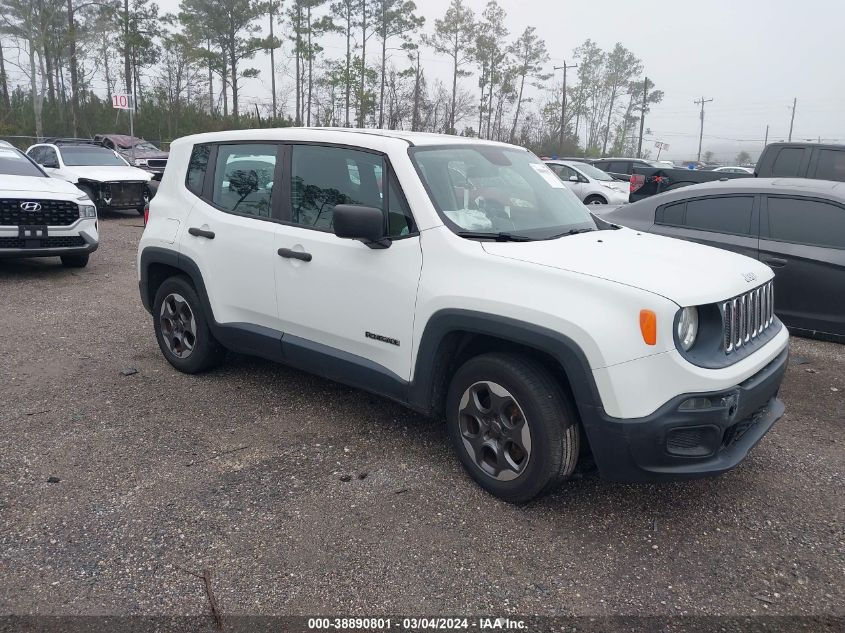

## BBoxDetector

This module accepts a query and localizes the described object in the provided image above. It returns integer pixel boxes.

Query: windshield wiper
[543,227,597,240]
[455,230,535,242]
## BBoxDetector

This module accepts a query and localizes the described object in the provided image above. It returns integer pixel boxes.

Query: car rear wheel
[584,194,607,205]
[446,353,580,503]
[153,276,225,373]
[60,253,89,268]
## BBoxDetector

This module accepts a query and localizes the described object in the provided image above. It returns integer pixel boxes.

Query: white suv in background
[138,129,788,503]
[0,144,97,267]
[545,159,630,205]
[27,140,153,215]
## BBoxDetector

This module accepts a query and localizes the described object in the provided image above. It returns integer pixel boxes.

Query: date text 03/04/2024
[307,617,527,630]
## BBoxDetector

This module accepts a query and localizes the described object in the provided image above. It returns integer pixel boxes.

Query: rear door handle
[762,256,787,268]
[188,227,215,239]
[278,248,312,262]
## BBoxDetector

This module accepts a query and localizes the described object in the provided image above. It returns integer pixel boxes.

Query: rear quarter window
[186,144,211,195]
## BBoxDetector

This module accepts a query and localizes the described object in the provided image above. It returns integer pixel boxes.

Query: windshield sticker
[530,163,566,188]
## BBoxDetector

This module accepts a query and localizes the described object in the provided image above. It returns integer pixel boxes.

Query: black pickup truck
[629,165,750,202]
[629,142,845,202]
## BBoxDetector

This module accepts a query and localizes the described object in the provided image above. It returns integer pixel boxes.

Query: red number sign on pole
[111,93,134,110]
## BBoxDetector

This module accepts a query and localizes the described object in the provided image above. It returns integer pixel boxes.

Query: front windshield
[571,162,614,181]
[411,146,596,239]
[61,146,128,166]
[0,147,45,177]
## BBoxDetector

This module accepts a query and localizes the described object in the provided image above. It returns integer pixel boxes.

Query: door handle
[762,256,787,268]
[278,247,312,262]
[188,227,215,239]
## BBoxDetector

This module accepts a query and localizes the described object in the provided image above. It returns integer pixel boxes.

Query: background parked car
[601,178,845,341]
[0,144,98,267]
[545,159,629,205]
[94,134,168,191]
[713,166,754,174]
[590,157,671,182]
[755,142,845,182]
[27,140,153,215]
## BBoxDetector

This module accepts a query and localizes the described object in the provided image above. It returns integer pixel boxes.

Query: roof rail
[43,137,104,146]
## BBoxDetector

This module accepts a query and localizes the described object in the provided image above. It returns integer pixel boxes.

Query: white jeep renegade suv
[0,144,98,267]
[138,129,789,502]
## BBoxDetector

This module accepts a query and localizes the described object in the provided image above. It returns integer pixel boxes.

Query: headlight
[78,204,97,218]
[677,307,699,351]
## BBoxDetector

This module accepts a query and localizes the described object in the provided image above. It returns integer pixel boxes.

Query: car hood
[595,180,629,194]
[119,148,169,160]
[64,165,153,182]
[481,227,773,306]
[0,174,83,196]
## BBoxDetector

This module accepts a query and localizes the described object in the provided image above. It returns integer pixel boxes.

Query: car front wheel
[446,353,580,503]
[584,194,607,205]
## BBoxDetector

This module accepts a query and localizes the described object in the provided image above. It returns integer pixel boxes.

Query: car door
[179,142,284,336]
[651,194,760,260]
[759,195,845,337]
[547,164,585,200]
[273,143,422,387]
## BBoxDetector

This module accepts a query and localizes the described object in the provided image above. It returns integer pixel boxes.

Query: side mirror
[568,175,579,182]
[333,204,388,247]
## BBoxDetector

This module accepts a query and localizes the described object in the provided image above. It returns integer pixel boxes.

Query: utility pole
[694,96,713,162]
[788,97,797,141]
[637,77,649,158]
[554,62,576,157]
[269,1,277,120]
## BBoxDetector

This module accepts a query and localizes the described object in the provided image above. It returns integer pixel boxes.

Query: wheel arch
[139,247,212,319]
[409,310,603,421]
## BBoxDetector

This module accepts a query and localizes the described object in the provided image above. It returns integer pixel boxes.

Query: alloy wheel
[457,381,532,481]
[159,293,197,358]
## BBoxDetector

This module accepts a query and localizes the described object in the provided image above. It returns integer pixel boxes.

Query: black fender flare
[409,309,603,417]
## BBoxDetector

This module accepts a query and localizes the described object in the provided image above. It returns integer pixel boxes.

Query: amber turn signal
[639,309,657,346]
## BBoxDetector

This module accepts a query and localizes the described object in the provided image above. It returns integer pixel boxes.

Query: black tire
[60,253,89,268]
[152,275,225,374]
[446,353,580,504]
[584,194,607,205]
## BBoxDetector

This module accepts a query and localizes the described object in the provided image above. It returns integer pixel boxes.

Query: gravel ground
[0,213,843,620]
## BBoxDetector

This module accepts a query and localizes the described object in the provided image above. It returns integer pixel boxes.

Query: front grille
[0,198,80,226]
[146,158,167,169]
[99,181,145,207]
[0,235,86,249]
[722,281,774,353]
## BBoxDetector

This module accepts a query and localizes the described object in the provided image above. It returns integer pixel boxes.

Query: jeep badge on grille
[742,272,757,283]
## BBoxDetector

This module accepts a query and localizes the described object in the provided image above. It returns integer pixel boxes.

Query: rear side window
[656,196,754,235]
[766,197,845,249]
[657,201,685,225]
[685,196,754,235]
[186,144,210,195]
[770,147,804,177]
[608,161,630,174]
[211,144,277,218]
[813,149,845,182]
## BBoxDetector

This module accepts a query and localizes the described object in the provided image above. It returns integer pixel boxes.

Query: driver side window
[211,144,278,218]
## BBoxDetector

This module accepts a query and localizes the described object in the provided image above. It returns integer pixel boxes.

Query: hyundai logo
[20,201,42,212]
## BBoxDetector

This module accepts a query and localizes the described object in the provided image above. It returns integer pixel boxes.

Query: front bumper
[0,219,99,259]
[581,347,788,483]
